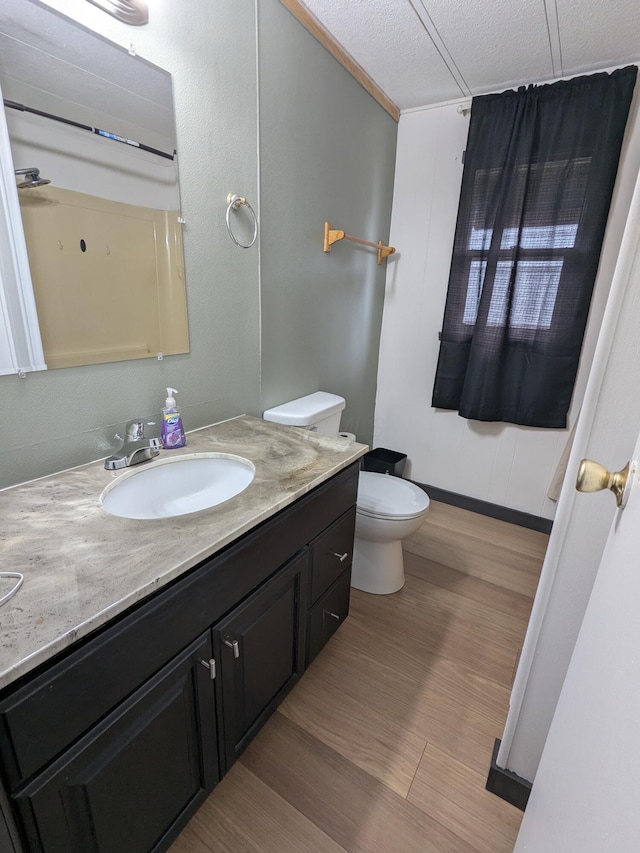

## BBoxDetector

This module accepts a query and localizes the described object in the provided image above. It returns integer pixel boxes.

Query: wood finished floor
[170,500,548,853]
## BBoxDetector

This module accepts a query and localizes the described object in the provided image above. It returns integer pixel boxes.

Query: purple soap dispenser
[161,387,186,449]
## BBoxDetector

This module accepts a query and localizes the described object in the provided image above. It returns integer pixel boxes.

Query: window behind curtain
[431,67,637,428]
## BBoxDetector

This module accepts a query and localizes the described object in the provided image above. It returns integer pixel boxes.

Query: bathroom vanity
[0,417,365,852]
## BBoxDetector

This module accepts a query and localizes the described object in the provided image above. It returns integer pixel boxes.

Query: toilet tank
[263,391,345,436]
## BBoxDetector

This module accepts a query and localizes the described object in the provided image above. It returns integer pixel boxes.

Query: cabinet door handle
[224,639,240,658]
[331,551,349,563]
[325,610,341,621]
[198,658,216,679]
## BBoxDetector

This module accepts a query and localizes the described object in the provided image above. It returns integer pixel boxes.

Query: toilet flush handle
[331,551,349,563]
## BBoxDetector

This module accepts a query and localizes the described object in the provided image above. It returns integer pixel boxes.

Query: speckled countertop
[0,416,367,691]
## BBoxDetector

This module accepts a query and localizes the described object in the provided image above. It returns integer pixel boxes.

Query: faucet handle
[125,419,146,440]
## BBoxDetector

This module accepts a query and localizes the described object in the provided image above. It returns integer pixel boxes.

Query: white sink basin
[101,453,255,519]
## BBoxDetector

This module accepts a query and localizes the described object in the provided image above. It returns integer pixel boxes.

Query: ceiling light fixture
[85,0,149,26]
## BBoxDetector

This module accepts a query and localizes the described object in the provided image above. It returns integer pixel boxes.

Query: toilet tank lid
[263,391,345,426]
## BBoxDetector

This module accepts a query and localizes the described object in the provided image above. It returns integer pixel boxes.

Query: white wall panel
[454,421,502,500]
[418,412,465,486]
[375,89,640,519]
[505,430,563,516]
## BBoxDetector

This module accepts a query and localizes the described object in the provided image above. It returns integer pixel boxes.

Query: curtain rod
[3,99,175,161]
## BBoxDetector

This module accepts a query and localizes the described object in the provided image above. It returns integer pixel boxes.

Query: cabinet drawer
[309,508,356,605]
[307,568,351,666]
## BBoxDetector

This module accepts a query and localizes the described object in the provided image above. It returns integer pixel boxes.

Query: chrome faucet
[104,419,161,470]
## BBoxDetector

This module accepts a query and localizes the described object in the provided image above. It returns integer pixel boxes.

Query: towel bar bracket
[323,221,395,264]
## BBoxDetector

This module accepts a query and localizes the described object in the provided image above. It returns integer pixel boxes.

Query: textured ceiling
[302,0,640,111]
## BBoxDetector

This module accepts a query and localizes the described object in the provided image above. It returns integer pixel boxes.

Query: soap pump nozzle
[165,387,178,409]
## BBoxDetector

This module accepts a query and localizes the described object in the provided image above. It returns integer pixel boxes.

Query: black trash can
[362,447,407,477]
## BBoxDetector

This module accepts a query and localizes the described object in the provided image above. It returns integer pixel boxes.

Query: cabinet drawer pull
[331,551,349,563]
[325,610,341,621]
[224,639,240,659]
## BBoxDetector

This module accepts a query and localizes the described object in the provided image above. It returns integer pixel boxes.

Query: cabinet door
[13,634,218,853]
[214,551,308,771]
[0,805,17,853]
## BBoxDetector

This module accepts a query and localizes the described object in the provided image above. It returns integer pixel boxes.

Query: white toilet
[263,391,430,595]
[353,470,430,594]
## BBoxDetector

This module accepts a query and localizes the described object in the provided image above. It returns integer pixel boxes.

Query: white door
[514,436,640,850]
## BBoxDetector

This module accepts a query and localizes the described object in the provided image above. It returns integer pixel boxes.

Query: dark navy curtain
[432,67,637,428]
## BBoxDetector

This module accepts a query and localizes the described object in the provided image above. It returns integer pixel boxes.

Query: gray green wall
[0,0,396,489]
[258,1,397,440]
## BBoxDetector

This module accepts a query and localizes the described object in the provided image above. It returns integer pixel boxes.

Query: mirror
[0,0,189,370]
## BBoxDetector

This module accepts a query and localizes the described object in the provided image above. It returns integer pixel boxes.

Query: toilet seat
[357,471,430,520]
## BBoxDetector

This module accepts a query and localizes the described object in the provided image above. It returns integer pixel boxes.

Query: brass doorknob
[575,459,633,508]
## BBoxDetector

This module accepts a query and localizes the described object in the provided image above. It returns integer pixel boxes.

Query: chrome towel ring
[0,572,24,607]
[225,193,258,249]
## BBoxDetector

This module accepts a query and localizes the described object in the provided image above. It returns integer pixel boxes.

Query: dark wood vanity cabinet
[0,462,358,853]
[13,634,218,853]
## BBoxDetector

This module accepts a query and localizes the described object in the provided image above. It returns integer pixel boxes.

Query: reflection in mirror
[0,0,189,370]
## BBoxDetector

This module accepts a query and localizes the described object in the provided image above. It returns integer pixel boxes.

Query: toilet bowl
[262,391,430,594]
[352,471,430,594]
